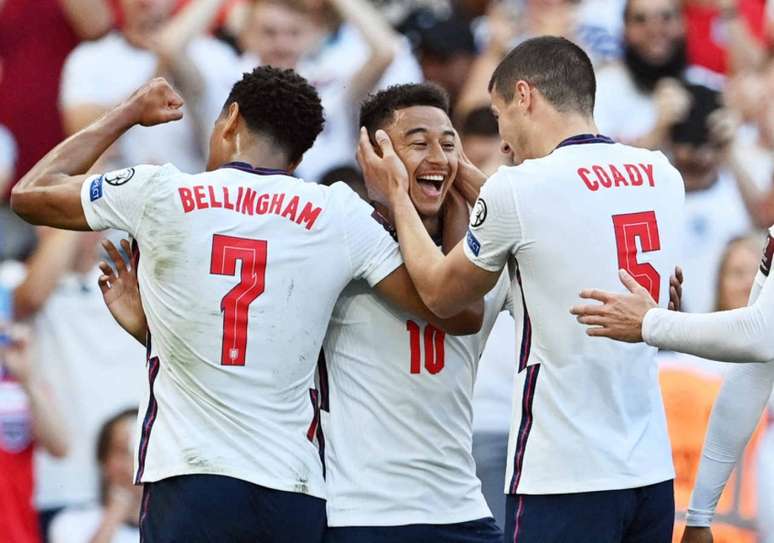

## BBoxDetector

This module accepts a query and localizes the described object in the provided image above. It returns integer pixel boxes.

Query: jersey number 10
[210,234,267,366]
[612,211,661,303]
[406,321,445,375]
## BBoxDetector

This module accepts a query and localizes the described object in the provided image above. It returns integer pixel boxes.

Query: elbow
[9,185,37,224]
[47,438,69,459]
[426,292,457,320]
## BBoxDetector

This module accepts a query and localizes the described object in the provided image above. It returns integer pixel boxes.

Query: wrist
[112,101,142,130]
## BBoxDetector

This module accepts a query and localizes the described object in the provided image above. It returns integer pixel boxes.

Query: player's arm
[571,230,774,362]
[10,78,184,230]
[358,129,506,318]
[682,361,774,542]
[373,265,483,335]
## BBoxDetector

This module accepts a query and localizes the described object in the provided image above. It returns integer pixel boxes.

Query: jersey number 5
[612,211,661,302]
[210,234,267,366]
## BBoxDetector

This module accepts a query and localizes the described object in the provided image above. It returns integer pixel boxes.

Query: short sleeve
[464,169,523,272]
[80,164,168,234]
[332,183,403,286]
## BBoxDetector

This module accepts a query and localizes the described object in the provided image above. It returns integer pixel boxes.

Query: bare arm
[329,0,398,105]
[11,78,184,230]
[13,229,81,320]
[3,328,69,457]
[154,0,226,55]
[718,2,767,75]
[374,265,483,335]
[59,0,113,41]
[358,129,501,318]
[455,3,518,123]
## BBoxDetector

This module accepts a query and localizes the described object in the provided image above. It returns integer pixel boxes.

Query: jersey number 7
[210,234,267,366]
[612,211,661,302]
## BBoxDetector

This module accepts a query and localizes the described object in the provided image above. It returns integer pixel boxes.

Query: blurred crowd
[1,0,774,542]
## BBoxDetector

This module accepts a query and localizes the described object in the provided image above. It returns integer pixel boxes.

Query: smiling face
[383,106,459,219]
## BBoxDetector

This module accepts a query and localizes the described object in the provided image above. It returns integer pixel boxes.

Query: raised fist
[124,77,184,127]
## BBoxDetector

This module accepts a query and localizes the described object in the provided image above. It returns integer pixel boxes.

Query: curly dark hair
[223,66,324,164]
[359,83,450,141]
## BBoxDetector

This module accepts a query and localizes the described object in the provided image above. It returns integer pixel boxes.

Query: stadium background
[0,0,773,541]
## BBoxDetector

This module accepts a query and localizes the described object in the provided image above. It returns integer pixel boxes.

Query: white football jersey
[321,269,510,526]
[79,162,403,499]
[464,135,684,495]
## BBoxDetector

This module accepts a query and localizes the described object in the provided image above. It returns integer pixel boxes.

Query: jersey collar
[555,134,615,149]
[220,162,290,177]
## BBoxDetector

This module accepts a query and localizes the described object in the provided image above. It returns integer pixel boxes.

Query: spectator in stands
[49,409,140,543]
[399,8,478,105]
[683,0,771,76]
[0,0,112,199]
[300,0,421,182]
[724,58,774,228]
[455,0,619,128]
[671,84,752,312]
[60,0,241,173]
[0,326,69,543]
[595,0,693,149]
[659,236,764,543]
[12,230,145,536]
[239,0,315,69]
[234,0,416,182]
[459,107,508,175]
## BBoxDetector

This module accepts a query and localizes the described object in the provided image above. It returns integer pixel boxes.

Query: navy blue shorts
[505,480,675,543]
[323,516,502,543]
[140,474,327,542]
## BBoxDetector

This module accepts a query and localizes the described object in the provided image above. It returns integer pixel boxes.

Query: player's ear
[515,80,532,113]
[222,102,240,140]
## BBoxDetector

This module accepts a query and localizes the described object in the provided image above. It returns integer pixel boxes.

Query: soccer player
[10,68,481,542]
[569,228,774,362]
[358,36,686,542]
[320,84,507,543]
[571,229,774,543]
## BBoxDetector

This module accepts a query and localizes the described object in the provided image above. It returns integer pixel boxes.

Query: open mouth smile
[416,174,446,198]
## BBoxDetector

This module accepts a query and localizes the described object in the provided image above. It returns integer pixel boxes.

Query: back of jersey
[80,162,401,498]
[466,136,684,495]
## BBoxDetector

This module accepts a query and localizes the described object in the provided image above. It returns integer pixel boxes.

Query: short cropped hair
[359,83,450,139]
[223,66,324,164]
[488,36,596,116]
